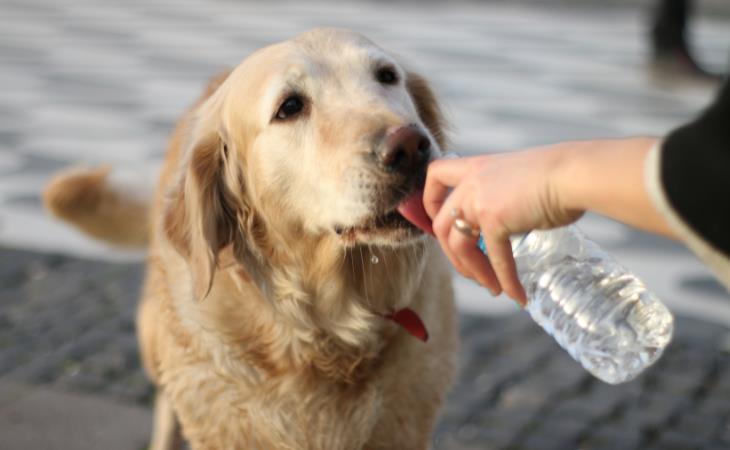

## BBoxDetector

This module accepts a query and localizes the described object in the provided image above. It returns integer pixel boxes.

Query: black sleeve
[660,80,730,257]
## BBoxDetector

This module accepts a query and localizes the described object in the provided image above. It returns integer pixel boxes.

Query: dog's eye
[376,67,398,85]
[275,95,305,121]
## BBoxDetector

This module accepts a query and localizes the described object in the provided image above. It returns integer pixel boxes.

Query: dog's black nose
[379,125,430,174]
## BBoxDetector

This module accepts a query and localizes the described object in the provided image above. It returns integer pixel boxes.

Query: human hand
[424,145,584,305]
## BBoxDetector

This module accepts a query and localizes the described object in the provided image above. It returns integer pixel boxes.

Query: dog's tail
[43,166,152,248]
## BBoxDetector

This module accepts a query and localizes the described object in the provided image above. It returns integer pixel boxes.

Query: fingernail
[520,288,528,306]
[517,294,528,308]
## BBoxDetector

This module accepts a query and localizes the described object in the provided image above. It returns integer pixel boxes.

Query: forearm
[557,137,677,238]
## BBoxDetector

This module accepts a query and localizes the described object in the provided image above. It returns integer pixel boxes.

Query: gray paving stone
[579,425,643,450]
[0,381,151,450]
[627,395,683,429]
[674,414,723,441]
[716,422,730,446]
[520,431,580,450]
[652,430,709,450]
[697,398,730,421]
[550,398,614,425]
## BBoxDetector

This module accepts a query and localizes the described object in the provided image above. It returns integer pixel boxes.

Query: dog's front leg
[149,390,183,450]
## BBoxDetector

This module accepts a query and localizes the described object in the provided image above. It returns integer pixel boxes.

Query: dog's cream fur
[45,28,457,450]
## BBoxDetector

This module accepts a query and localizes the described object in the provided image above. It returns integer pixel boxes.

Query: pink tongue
[397,189,434,235]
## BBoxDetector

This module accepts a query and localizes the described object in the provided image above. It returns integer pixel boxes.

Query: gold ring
[453,218,480,238]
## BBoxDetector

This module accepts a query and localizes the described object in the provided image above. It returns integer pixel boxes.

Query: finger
[481,229,527,306]
[432,193,470,276]
[448,225,501,295]
[433,204,469,276]
[423,157,479,219]
[444,226,476,280]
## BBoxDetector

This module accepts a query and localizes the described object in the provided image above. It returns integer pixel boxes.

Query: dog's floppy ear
[164,113,239,301]
[406,71,448,149]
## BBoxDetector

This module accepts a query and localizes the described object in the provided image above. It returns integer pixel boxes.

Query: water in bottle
[478,225,674,384]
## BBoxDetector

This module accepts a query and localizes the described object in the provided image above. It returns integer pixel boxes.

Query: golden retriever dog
[44,28,457,450]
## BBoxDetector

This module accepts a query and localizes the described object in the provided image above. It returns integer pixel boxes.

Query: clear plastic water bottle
[478,225,674,384]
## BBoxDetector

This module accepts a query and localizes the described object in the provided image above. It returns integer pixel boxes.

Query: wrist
[554,137,659,214]
[550,140,593,214]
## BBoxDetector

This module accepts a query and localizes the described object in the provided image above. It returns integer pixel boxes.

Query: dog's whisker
[381,248,393,288]
[410,244,420,271]
[367,243,379,308]
[358,246,370,308]
[336,246,347,273]
[348,247,356,286]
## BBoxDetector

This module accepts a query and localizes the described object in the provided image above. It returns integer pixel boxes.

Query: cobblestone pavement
[3,247,730,449]
[2,0,730,449]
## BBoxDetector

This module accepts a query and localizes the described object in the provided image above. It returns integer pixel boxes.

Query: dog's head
[165,28,446,301]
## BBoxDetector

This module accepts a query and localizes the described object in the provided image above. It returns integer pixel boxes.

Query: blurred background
[1,0,729,449]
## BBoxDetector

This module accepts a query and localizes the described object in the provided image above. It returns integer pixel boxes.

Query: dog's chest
[170,362,384,449]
